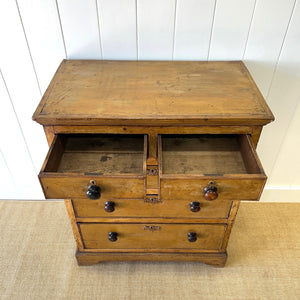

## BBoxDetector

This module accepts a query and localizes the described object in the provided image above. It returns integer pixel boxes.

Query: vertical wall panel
[17,0,66,93]
[138,0,176,60]
[174,0,215,60]
[0,151,14,195]
[0,73,44,199]
[209,0,256,60]
[0,0,49,174]
[244,0,295,97]
[98,0,137,60]
[268,99,300,187]
[57,0,102,59]
[256,0,300,181]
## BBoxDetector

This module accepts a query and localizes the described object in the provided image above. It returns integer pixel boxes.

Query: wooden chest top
[32,60,274,126]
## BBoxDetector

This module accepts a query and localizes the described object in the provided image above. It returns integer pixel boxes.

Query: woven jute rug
[0,201,299,300]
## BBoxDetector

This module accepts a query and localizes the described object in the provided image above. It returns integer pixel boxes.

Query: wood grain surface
[161,135,247,174]
[32,60,274,126]
[79,223,226,251]
[32,60,274,267]
[39,176,145,200]
[72,198,232,219]
[39,134,146,199]
[160,177,266,201]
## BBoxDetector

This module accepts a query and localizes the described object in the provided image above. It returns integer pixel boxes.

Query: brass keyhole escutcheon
[147,168,158,176]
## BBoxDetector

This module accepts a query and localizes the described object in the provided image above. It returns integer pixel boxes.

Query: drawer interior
[43,134,146,175]
[160,134,263,175]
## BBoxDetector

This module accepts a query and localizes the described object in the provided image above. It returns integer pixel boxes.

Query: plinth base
[75,249,228,267]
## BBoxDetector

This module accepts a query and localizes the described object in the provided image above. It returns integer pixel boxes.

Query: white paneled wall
[57,0,102,59]
[98,0,137,60]
[0,71,43,199]
[174,0,215,60]
[0,0,299,200]
[209,0,256,60]
[138,0,176,60]
[259,0,300,186]
[244,0,296,97]
[0,0,48,175]
[17,0,66,93]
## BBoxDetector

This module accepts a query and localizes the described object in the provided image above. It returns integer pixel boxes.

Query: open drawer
[39,134,147,199]
[159,134,266,201]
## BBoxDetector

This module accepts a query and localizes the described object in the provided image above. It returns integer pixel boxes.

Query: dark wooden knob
[108,232,118,242]
[104,201,115,212]
[190,201,200,212]
[203,182,218,201]
[188,232,197,242]
[86,183,101,200]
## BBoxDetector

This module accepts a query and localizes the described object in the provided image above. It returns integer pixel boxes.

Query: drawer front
[79,223,226,251]
[40,176,145,199]
[73,198,232,219]
[160,178,265,201]
[39,134,147,199]
[159,134,266,201]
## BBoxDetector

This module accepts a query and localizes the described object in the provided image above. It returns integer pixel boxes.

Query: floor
[0,200,299,300]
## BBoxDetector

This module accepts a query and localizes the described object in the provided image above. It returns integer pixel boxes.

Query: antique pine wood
[79,223,226,251]
[65,199,84,251]
[220,201,240,252]
[57,135,145,174]
[33,60,274,126]
[43,126,55,146]
[159,177,266,201]
[159,134,266,201]
[74,217,230,224]
[162,135,251,174]
[75,250,229,267]
[71,198,232,219]
[33,60,274,267]
[39,176,145,199]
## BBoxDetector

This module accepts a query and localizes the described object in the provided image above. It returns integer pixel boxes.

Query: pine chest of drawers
[33,60,274,267]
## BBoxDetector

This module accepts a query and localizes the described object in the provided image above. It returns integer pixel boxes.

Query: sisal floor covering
[0,201,299,300]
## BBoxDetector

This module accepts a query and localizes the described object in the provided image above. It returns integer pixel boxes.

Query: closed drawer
[79,223,226,251]
[39,134,146,199]
[72,198,232,219]
[159,134,266,201]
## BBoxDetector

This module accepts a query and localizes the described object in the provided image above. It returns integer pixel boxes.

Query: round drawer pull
[187,232,197,242]
[203,181,218,201]
[190,201,200,212]
[104,201,115,213]
[86,181,101,200]
[108,232,118,242]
